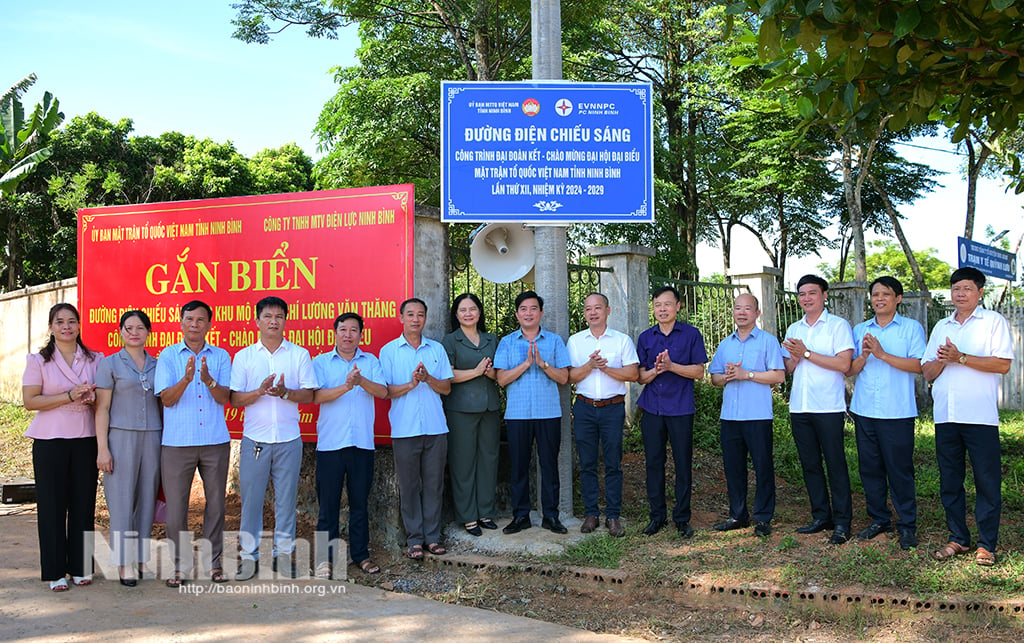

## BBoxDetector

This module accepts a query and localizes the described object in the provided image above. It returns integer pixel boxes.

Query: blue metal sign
[958,236,1017,281]
[440,81,654,223]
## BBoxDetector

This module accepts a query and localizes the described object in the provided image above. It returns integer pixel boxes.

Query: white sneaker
[314,562,332,580]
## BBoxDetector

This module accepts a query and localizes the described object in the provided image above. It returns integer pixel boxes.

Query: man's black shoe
[273,554,298,578]
[235,558,258,582]
[541,517,568,534]
[829,526,852,545]
[642,519,666,536]
[675,522,694,539]
[713,517,750,532]
[898,528,918,550]
[502,516,532,535]
[754,522,772,537]
[857,522,893,540]
[795,519,834,534]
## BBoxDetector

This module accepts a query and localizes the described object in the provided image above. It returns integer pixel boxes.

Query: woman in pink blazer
[22,303,103,592]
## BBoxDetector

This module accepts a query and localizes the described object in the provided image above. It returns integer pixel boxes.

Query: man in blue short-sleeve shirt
[847,276,926,550]
[311,312,387,578]
[636,286,708,538]
[154,300,232,584]
[708,293,786,537]
[379,298,453,559]
[494,290,570,535]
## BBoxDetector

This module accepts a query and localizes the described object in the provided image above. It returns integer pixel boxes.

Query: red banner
[78,185,415,443]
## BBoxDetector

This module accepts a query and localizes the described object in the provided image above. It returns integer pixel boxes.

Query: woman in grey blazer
[95,310,163,586]
[442,293,501,536]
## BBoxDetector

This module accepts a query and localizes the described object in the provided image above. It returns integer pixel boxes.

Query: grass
[0,404,34,477]
[551,532,627,568]
[604,384,1024,601]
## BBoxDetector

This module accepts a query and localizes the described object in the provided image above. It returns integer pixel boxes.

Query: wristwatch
[747,371,755,380]
[803,350,811,359]
[282,388,290,400]
[958,354,967,365]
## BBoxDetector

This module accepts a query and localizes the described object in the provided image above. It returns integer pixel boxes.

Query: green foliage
[4,109,314,289]
[738,0,1024,191]
[1,74,64,198]
[818,239,952,291]
[248,143,314,194]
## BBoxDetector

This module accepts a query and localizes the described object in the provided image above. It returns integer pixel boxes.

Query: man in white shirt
[923,267,1013,567]
[782,274,854,545]
[567,293,639,537]
[231,296,317,580]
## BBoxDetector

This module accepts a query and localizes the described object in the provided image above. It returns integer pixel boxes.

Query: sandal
[358,559,380,574]
[932,541,970,561]
[976,547,996,567]
[211,568,228,583]
[50,578,69,592]
[407,544,424,560]
[426,542,447,555]
[465,522,482,536]
[479,518,498,530]
[72,575,92,586]
[165,573,186,588]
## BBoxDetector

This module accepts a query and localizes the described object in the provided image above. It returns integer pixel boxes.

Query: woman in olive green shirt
[442,293,501,536]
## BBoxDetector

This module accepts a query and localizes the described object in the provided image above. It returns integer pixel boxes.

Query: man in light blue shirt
[379,298,453,560]
[494,291,570,535]
[847,276,926,550]
[312,312,387,579]
[709,293,786,537]
[154,300,232,585]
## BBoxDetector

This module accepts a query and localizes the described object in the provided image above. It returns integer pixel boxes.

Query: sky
[9,1,1024,288]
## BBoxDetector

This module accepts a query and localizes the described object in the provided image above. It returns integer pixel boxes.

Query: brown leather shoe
[580,515,599,533]
[605,518,625,537]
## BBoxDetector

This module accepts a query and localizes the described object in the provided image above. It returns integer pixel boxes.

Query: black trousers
[790,412,852,528]
[33,437,98,581]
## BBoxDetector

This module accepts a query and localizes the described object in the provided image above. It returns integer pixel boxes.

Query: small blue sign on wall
[441,81,654,223]
[958,236,1017,281]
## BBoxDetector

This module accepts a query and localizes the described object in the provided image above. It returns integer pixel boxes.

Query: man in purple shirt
[636,286,708,538]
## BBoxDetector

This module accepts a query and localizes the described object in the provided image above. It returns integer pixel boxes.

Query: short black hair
[796,274,829,292]
[334,312,364,332]
[515,290,544,310]
[869,275,904,298]
[950,267,985,289]
[181,300,213,321]
[256,296,288,317]
[652,286,680,302]
[120,309,152,331]
[450,293,487,333]
[400,297,427,314]
[584,292,609,306]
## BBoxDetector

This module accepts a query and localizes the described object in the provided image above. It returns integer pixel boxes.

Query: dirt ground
[83,451,1024,642]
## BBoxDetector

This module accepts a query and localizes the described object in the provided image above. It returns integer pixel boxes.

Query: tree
[152,137,253,201]
[735,0,1024,190]
[249,143,314,194]
[0,74,64,289]
[819,239,952,291]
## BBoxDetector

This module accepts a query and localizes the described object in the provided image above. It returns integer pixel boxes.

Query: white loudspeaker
[469,223,536,284]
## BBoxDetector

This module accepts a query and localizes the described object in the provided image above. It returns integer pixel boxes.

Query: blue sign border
[441,81,654,223]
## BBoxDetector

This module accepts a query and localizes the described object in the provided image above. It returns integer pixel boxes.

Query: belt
[576,394,625,407]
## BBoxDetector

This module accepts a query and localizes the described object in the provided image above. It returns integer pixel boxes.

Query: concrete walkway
[0,508,637,642]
